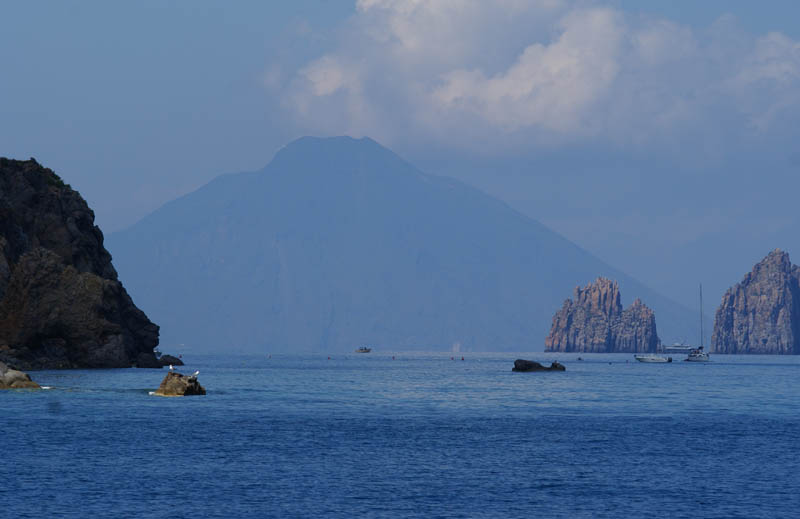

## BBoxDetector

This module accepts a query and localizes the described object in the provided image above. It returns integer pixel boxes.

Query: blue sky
[2,0,800,311]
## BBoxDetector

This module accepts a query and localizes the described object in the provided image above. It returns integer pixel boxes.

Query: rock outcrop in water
[153,371,206,396]
[545,278,659,353]
[0,158,160,369]
[712,249,800,354]
[511,359,565,372]
[0,361,40,389]
[157,354,184,367]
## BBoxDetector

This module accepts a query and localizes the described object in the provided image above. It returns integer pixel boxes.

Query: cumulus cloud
[280,0,800,154]
[432,8,623,133]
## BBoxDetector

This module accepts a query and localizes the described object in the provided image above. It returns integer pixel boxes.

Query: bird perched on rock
[169,364,174,371]
[191,370,199,377]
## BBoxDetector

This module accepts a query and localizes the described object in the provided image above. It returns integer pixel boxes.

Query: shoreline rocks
[512,359,566,372]
[157,354,184,367]
[545,278,659,353]
[0,361,40,389]
[153,371,206,397]
[712,249,800,354]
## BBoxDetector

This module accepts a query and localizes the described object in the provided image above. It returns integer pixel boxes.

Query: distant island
[545,277,659,353]
[107,136,696,353]
[712,249,800,354]
[0,158,161,369]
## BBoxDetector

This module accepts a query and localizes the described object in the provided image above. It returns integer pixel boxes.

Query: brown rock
[545,278,659,353]
[0,158,159,369]
[712,249,800,354]
[0,361,40,389]
[153,371,206,396]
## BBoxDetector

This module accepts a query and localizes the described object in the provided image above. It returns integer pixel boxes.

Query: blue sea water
[2,352,800,518]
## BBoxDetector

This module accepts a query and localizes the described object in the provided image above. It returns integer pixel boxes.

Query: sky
[2,0,800,313]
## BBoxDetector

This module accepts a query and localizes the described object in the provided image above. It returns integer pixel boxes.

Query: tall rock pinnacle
[545,277,660,353]
[712,249,800,354]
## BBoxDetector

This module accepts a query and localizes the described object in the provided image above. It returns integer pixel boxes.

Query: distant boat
[634,354,672,363]
[685,346,710,362]
[685,283,710,362]
[662,343,694,354]
[355,346,372,353]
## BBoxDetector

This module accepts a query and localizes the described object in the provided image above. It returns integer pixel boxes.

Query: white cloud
[280,0,800,153]
[729,32,800,131]
[432,8,623,133]
[301,56,360,97]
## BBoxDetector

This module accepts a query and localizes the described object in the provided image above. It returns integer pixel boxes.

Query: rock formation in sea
[0,361,40,389]
[712,249,800,354]
[511,359,566,372]
[157,354,184,367]
[153,371,206,396]
[545,277,659,353]
[0,158,160,369]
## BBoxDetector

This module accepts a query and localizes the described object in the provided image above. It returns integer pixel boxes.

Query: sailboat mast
[699,283,704,348]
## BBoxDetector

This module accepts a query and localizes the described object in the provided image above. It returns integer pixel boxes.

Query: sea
[2,352,800,518]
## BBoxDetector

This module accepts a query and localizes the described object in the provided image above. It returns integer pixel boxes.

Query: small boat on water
[684,284,710,362]
[685,346,710,362]
[355,346,372,353]
[662,343,694,354]
[634,354,672,363]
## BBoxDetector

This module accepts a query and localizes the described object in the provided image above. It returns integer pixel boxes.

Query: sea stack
[712,249,800,354]
[0,158,160,369]
[545,277,659,353]
[153,371,206,396]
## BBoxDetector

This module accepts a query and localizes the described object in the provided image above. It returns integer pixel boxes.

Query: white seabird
[191,370,200,377]
[169,364,174,371]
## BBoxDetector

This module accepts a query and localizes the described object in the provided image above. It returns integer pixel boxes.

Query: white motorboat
[634,354,672,363]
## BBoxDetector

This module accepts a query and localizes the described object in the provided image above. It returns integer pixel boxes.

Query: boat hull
[634,355,672,363]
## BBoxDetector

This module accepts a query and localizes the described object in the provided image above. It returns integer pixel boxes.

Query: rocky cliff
[545,278,659,353]
[0,158,159,369]
[712,249,800,354]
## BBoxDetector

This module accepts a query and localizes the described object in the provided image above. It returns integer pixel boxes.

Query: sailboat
[685,283,710,362]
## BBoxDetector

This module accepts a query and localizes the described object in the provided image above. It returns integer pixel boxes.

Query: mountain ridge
[108,136,696,352]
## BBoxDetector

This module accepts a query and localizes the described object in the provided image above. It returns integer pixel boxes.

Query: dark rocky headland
[0,158,160,369]
[545,277,659,353]
[712,249,800,354]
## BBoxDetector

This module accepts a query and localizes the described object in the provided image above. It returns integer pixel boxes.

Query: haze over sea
[3,353,799,518]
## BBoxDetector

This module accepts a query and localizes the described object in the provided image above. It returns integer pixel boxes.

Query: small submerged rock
[0,361,40,389]
[158,354,184,367]
[153,371,205,397]
[511,359,566,372]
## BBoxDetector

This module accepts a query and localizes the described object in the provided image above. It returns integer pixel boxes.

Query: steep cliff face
[545,278,659,353]
[712,249,800,354]
[0,158,159,369]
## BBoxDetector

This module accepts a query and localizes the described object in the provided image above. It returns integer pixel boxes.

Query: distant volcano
[107,136,693,352]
